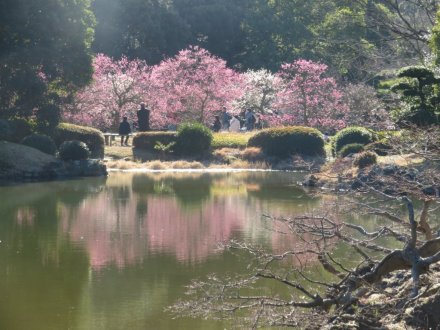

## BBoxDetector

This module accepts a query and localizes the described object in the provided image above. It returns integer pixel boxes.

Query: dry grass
[146,160,167,170]
[377,153,424,167]
[227,159,269,169]
[241,147,263,161]
[104,159,143,169]
[170,161,204,169]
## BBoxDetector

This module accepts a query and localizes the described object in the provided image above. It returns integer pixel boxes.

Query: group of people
[119,104,261,146]
[212,107,260,132]
[118,103,150,146]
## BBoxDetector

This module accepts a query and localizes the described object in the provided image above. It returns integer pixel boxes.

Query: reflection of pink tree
[44,174,324,269]
[270,60,348,131]
[150,46,243,126]
[58,192,249,268]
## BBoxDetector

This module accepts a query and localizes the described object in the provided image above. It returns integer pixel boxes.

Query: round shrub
[332,126,374,155]
[174,122,213,156]
[59,140,90,161]
[338,143,364,158]
[132,132,177,151]
[21,134,57,155]
[54,123,104,158]
[248,126,325,157]
[353,151,377,168]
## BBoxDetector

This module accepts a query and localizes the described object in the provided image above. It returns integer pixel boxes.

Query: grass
[105,145,134,160]
[212,132,254,149]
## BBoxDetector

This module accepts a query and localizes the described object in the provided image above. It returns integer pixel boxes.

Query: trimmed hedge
[53,123,104,159]
[59,140,90,161]
[132,131,177,151]
[174,122,213,156]
[21,134,57,155]
[247,126,325,157]
[353,151,377,168]
[338,143,364,158]
[332,126,374,155]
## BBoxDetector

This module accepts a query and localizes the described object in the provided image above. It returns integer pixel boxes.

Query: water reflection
[54,172,318,268]
[0,172,323,330]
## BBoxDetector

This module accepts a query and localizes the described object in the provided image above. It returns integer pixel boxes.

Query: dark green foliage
[353,151,377,168]
[0,0,95,121]
[0,119,12,141]
[132,132,177,151]
[174,123,213,156]
[36,103,61,135]
[365,140,392,156]
[54,123,104,159]
[391,66,440,126]
[332,127,374,155]
[21,134,57,156]
[8,118,36,143]
[248,126,325,157]
[338,143,364,158]
[59,140,90,161]
[397,66,435,81]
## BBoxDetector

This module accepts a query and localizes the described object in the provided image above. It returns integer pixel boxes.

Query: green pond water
[0,171,392,330]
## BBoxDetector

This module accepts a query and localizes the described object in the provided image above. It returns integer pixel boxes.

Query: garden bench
[103,133,133,146]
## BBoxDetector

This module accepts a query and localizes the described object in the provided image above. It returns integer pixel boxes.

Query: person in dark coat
[137,103,150,132]
[212,115,221,132]
[119,116,131,146]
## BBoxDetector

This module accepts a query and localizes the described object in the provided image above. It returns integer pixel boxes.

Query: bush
[353,151,377,168]
[332,126,374,155]
[8,118,36,143]
[21,134,57,155]
[132,131,177,151]
[0,119,12,141]
[247,126,325,157]
[365,140,392,156]
[338,143,364,158]
[174,122,213,156]
[59,140,90,161]
[54,123,104,158]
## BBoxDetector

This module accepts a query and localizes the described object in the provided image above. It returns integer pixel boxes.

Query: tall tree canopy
[0,0,95,124]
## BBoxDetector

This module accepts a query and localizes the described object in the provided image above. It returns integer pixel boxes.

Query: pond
[0,171,383,330]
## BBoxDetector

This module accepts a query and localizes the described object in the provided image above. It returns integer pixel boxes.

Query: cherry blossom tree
[64,54,155,131]
[150,46,243,126]
[271,59,349,131]
[231,69,280,119]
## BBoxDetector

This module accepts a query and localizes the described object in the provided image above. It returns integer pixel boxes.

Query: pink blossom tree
[64,54,156,131]
[150,46,243,126]
[271,59,349,131]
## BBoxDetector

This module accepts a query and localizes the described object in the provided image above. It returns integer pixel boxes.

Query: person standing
[212,115,221,132]
[221,107,231,131]
[119,116,131,146]
[245,109,256,131]
[137,103,150,132]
